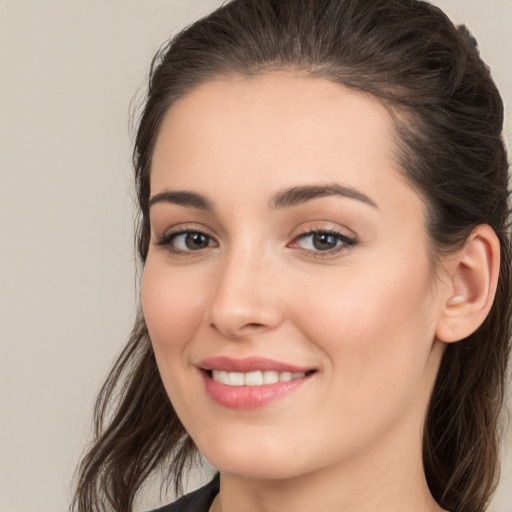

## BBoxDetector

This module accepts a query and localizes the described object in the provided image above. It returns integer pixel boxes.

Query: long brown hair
[71,1,511,511]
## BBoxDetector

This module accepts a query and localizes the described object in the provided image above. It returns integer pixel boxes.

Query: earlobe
[436,224,500,343]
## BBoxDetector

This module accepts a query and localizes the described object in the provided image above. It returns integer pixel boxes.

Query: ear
[436,224,500,343]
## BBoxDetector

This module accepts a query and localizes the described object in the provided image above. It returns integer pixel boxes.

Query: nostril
[206,296,283,338]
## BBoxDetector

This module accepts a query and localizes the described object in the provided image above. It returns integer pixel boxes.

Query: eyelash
[155,228,357,258]
[156,229,218,256]
[292,228,357,256]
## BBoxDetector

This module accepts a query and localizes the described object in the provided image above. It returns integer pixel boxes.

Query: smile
[198,357,317,409]
[211,370,308,386]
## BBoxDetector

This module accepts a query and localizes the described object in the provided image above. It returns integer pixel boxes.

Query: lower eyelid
[155,230,220,257]
[289,231,358,257]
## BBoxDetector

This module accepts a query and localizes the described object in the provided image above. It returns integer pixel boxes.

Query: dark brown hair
[71,1,511,511]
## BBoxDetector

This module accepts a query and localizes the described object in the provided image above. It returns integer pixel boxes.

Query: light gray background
[1,1,510,511]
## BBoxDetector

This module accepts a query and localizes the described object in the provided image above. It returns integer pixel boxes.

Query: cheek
[141,257,207,359]
[292,252,437,384]
[286,255,439,453]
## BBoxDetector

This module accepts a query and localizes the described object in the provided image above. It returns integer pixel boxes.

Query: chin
[196,430,357,485]
[208,456,304,481]
[196,434,311,481]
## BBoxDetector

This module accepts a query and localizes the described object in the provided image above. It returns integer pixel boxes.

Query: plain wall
[0,1,510,511]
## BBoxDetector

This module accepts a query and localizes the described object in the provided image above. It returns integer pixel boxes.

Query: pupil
[313,233,337,250]
[186,232,208,249]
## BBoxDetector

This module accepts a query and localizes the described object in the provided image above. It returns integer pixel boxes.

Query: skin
[142,72,452,512]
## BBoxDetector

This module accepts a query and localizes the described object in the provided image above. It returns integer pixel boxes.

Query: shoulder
[149,474,220,512]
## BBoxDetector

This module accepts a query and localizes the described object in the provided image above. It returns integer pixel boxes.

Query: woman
[71,1,511,511]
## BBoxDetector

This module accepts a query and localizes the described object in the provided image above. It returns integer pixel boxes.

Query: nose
[206,247,284,339]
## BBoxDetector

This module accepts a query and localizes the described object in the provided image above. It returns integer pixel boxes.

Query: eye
[292,229,357,254]
[156,230,217,254]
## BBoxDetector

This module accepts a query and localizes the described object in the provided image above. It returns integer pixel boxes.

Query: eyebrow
[269,183,378,209]
[149,190,214,210]
[148,183,377,211]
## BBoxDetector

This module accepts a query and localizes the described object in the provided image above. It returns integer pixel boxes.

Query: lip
[198,356,314,373]
[198,356,317,410]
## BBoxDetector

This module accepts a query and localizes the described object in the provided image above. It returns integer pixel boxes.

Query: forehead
[153,72,397,160]
[150,72,417,218]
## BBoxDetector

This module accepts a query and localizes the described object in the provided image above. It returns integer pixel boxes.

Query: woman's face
[142,72,448,481]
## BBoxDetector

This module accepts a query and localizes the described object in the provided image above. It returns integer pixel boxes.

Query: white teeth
[262,370,279,384]
[211,370,307,386]
[228,372,244,386]
[245,371,264,385]
[217,370,229,384]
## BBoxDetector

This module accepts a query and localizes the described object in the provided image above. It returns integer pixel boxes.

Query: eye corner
[154,227,219,257]
[289,227,358,258]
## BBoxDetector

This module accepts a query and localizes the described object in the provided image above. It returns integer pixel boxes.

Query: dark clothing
[151,474,220,512]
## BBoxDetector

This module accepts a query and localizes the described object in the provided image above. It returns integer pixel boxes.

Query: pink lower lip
[201,371,312,409]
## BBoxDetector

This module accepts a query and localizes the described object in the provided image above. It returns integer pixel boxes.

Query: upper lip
[198,356,315,373]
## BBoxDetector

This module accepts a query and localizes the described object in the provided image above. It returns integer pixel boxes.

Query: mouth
[205,368,317,386]
[198,356,317,409]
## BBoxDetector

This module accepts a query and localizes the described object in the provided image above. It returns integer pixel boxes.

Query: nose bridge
[207,238,282,337]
